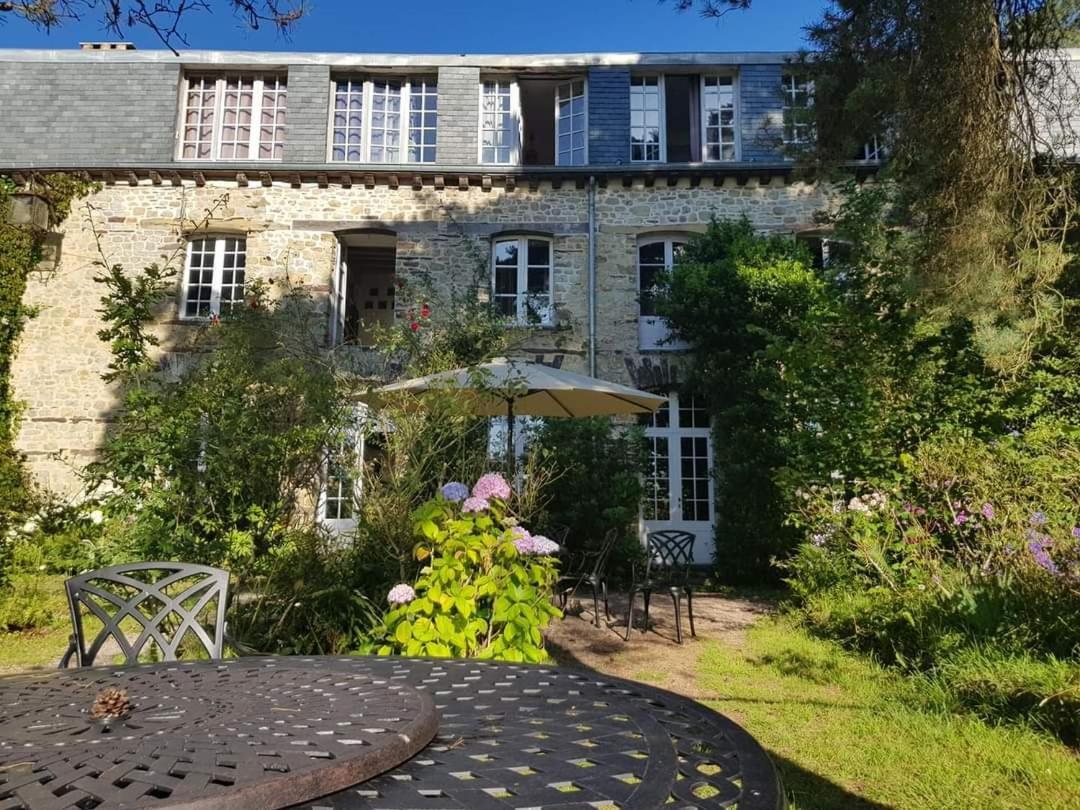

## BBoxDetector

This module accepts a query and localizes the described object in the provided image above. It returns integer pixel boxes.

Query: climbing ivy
[0,173,95,528]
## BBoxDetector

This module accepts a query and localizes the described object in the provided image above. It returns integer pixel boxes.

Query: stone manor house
[0,44,878,562]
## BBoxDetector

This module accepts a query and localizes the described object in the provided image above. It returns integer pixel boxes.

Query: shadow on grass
[756,649,843,685]
[544,630,887,808]
[769,751,895,810]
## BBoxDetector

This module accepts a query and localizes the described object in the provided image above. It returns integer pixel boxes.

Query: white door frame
[641,392,714,565]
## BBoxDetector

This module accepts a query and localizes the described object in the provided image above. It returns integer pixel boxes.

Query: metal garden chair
[58,561,230,668]
[624,530,697,644]
[556,528,619,627]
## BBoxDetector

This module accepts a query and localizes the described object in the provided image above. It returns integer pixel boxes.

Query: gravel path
[544,591,775,701]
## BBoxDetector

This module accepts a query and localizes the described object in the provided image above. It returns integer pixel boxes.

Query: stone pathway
[544,592,774,702]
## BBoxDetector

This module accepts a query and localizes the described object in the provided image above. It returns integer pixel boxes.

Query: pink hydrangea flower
[514,533,560,556]
[387,583,416,605]
[462,496,490,513]
[473,472,511,501]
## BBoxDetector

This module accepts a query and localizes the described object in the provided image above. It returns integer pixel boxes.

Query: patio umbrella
[373,357,666,475]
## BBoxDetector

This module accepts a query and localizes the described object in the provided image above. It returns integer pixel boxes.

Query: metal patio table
[0,656,784,810]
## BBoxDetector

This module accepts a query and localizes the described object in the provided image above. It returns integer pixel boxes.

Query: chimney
[78,42,137,51]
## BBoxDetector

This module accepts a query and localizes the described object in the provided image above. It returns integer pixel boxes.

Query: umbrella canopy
[372,358,666,473]
[374,357,666,417]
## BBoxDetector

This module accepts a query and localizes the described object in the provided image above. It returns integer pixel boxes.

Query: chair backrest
[64,562,230,667]
[590,527,622,578]
[645,530,696,583]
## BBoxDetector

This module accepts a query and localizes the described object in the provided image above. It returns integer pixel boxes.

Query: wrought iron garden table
[0,656,784,810]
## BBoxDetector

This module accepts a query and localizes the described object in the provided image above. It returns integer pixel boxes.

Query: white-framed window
[638,236,689,350]
[630,75,663,162]
[701,75,737,161]
[318,407,369,533]
[179,74,287,160]
[781,73,814,146]
[862,134,887,161]
[181,236,247,319]
[641,393,713,525]
[556,80,587,166]
[480,80,518,164]
[330,77,438,164]
[492,235,554,326]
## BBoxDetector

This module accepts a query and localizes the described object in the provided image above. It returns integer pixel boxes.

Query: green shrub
[375,474,562,662]
[0,573,68,633]
[533,416,647,579]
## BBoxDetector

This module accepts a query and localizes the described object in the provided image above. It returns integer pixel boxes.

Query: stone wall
[11,178,831,494]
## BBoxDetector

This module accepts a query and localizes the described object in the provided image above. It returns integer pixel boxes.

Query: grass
[0,574,70,672]
[699,617,1080,810]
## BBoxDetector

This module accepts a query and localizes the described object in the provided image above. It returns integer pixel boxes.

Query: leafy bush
[0,572,67,633]
[375,474,562,662]
[533,417,647,577]
[89,281,353,569]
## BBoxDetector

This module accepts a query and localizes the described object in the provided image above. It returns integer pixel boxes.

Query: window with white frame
[492,236,554,326]
[480,80,517,164]
[330,78,438,164]
[630,76,663,162]
[862,134,887,161]
[319,408,370,531]
[181,237,247,319]
[638,237,686,318]
[702,75,737,160]
[179,75,286,160]
[781,73,814,146]
[556,80,587,166]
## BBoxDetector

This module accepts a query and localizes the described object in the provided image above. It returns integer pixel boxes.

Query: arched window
[181,236,247,319]
[637,236,689,350]
[492,235,554,326]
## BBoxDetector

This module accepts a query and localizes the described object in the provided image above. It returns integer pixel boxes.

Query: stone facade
[11,176,830,494]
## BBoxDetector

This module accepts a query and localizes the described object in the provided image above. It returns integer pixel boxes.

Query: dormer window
[480,77,588,166]
[782,73,814,146]
[330,77,438,164]
[630,73,739,163]
[179,75,287,160]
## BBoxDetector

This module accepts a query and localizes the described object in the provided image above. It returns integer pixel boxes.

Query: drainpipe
[587,175,597,377]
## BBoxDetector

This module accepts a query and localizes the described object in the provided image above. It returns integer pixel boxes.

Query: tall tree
[673,0,1080,371]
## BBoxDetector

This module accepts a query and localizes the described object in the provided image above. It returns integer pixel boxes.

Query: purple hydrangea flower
[387,583,416,605]
[462,496,490,513]
[954,513,969,526]
[514,534,560,555]
[1030,511,1048,527]
[473,473,511,501]
[440,481,469,502]
[981,503,995,520]
[1072,526,1080,540]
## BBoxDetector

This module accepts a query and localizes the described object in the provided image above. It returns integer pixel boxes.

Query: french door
[642,393,714,565]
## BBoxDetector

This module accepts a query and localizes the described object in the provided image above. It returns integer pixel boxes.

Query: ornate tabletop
[0,657,784,810]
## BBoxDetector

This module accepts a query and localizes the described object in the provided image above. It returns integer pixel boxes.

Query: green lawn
[699,618,1080,809]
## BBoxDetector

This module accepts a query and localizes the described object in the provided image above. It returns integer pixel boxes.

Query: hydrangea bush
[375,473,562,662]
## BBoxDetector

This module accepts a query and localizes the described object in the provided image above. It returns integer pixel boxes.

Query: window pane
[332,78,364,162]
[644,436,671,520]
[180,77,217,159]
[702,75,736,162]
[257,75,287,159]
[370,80,403,163]
[407,79,438,163]
[480,81,515,164]
[630,76,662,162]
[556,80,587,166]
[183,237,246,318]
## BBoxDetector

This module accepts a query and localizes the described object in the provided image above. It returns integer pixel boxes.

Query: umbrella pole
[506,398,516,483]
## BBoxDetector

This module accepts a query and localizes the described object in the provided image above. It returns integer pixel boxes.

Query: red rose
[410,321,420,332]
[420,304,431,319]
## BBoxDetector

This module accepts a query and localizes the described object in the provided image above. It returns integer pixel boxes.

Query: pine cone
[91,687,131,720]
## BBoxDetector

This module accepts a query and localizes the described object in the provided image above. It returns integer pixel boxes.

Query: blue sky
[0,1,826,53]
